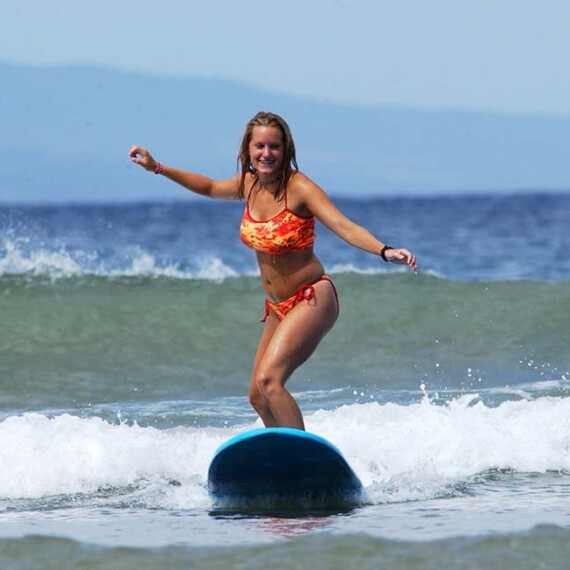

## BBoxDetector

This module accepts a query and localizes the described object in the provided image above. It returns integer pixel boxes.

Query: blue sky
[2,0,570,116]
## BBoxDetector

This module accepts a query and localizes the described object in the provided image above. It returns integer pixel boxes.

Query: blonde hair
[237,112,299,200]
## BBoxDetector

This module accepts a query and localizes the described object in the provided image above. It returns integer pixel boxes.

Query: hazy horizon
[2,63,569,203]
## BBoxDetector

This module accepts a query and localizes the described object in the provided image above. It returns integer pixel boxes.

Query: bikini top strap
[245,187,252,215]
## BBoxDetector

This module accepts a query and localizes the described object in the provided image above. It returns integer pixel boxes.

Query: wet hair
[237,111,299,200]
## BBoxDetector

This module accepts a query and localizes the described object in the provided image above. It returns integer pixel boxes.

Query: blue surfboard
[208,428,363,509]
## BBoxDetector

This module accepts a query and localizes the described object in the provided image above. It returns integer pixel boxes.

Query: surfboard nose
[208,428,363,511]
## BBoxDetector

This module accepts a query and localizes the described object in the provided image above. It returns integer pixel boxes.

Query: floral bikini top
[239,188,315,255]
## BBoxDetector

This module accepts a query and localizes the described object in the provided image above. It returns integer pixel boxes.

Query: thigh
[256,279,339,383]
[252,312,280,370]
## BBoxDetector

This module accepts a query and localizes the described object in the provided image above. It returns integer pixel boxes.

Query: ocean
[1,192,569,568]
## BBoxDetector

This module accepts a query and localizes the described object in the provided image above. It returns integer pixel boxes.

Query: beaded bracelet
[154,162,164,175]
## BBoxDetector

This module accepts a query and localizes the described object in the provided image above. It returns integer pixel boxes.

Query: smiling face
[237,112,299,199]
[248,126,284,179]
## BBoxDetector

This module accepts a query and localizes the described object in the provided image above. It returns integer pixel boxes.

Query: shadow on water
[208,489,366,520]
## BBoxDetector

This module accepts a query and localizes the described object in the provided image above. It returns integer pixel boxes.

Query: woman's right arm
[128,145,240,200]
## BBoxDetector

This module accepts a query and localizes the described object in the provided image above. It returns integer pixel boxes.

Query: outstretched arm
[129,146,240,200]
[297,176,417,271]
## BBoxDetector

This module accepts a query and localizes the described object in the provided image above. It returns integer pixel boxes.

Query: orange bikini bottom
[260,275,339,323]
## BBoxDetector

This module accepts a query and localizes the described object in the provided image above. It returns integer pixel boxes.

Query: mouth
[255,161,279,174]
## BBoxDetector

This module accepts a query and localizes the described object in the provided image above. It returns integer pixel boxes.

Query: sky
[2,0,570,116]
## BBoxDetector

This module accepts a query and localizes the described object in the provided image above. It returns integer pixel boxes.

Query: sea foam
[1,395,569,508]
[0,238,240,281]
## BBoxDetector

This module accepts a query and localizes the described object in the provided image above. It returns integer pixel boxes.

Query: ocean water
[1,193,570,568]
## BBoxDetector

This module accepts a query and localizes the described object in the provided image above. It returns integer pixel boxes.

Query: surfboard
[208,427,363,510]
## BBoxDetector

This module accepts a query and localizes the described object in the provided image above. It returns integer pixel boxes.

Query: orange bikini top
[239,189,315,255]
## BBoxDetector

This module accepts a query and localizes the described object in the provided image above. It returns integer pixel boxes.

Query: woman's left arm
[298,176,417,271]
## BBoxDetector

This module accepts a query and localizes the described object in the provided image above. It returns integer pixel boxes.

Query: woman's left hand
[385,248,417,272]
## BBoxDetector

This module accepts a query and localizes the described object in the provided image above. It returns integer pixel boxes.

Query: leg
[250,279,339,429]
[249,313,280,426]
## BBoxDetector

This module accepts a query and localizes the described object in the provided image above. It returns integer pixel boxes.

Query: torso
[240,174,325,301]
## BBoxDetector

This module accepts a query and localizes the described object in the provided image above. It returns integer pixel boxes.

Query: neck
[257,174,280,189]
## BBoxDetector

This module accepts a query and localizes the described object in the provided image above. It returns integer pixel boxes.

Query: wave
[3,194,570,286]
[1,395,569,508]
[2,238,414,282]
[1,525,569,568]
[0,239,245,281]
[2,268,569,414]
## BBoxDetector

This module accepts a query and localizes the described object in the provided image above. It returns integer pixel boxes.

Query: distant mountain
[1,62,568,202]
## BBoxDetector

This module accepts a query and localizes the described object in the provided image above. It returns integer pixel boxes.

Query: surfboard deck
[208,428,363,510]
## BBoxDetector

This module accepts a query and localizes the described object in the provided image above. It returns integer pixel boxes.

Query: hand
[385,247,417,272]
[129,145,158,172]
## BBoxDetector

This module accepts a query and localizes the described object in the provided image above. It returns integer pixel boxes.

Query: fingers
[128,146,155,171]
[128,145,145,160]
[390,248,417,272]
[408,253,417,272]
[403,250,417,272]
[399,249,417,271]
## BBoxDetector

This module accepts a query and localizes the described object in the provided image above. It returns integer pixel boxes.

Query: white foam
[309,394,570,501]
[309,395,570,503]
[327,262,445,280]
[0,239,240,282]
[327,263,390,276]
[193,256,239,281]
[114,251,188,279]
[2,238,440,282]
[0,413,233,505]
[1,396,568,507]
[0,240,84,278]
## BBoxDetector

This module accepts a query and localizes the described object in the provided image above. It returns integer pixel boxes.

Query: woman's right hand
[129,146,158,172]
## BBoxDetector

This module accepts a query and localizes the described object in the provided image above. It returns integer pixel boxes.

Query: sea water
[1,193,570,568]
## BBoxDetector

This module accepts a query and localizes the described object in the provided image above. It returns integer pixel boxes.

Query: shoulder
[287,171,329,211]
[240,172,256,200]
[288,171,316,191]
[288,171,326,200]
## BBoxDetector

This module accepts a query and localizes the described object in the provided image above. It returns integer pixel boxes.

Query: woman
[129,111,416,431]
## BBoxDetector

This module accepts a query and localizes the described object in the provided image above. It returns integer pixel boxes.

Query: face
[248,126,284,177]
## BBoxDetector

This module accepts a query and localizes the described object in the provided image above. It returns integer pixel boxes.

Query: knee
[249,382,265,410]
[253,370,279,400]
